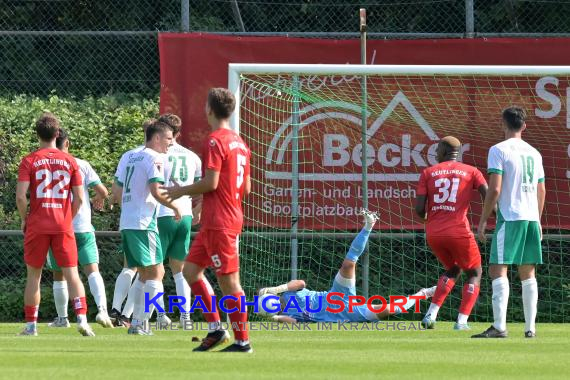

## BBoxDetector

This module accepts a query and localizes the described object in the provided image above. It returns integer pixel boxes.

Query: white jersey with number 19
[487,138,545,222]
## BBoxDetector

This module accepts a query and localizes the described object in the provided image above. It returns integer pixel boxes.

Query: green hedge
[0,93,158,231]
[0,94,160,322]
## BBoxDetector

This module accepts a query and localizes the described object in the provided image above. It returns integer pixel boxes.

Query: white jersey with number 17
[118,148,165,231]
[487,138,545,222]
[114,145,144,183]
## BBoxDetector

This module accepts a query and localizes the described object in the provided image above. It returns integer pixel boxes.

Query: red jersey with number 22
[18,148,81,234]
[417,161,486,237]
[201,128,250,232]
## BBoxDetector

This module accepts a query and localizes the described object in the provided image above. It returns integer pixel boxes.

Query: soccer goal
[229,64,570,323]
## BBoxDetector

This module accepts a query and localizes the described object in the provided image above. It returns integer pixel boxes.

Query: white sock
[131,279,145,326]
[122,274,138,318]
[426,303,440,320]
[457,313,469,325]
[174,272,191,314]
[143,280,161,322]
[77,314,87,325]
[236,340,249,346]
[156,281,166,317]
[53,281,69,318]
[522,278,538,333]
[492,277,510,332]
[26,321,37,330]
[87,272,107,311]
[111,268,135,311]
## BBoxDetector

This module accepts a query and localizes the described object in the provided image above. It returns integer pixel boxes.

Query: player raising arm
[472,107,546,339]
[259,211,435,323]
[415,136,487,330]
[16,113,95,336]
[163,88,252,353]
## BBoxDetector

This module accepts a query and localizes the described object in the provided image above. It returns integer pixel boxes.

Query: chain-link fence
[2,0,570,97]
[191,0,570,36]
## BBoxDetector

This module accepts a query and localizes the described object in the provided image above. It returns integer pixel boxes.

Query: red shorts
[427,235,481,270]
[187,229,239,275]
[24,230,78,269]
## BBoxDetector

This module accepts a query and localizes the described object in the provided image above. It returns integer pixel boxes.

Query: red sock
[24,305,39,322]
[225,291,249,342]
[72,296,87,316]
[190,279,220,323]
[459,283,480,316]
[432,275,456,307]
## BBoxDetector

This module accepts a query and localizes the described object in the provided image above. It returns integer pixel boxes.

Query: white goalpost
[229,63,570,322]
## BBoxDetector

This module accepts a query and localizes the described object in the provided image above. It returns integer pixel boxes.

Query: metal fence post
[181,0,190,32]
[465,0,474,38]
[231,0,246,32]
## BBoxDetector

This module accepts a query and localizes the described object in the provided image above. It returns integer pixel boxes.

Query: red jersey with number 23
[201,128,250,232]
[417,161,486,237]
[18,148,81,234]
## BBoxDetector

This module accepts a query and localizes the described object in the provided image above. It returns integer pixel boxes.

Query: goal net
[230,64,570,323]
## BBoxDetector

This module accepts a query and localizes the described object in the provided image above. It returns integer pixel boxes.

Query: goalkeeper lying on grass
[258,209,436,323]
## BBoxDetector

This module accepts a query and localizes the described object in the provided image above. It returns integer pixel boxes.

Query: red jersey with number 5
[417,161,486,237]
[18,148,81,234]
[201,128,250,231]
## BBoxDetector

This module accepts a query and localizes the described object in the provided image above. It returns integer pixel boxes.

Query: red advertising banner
[159,34,570,229]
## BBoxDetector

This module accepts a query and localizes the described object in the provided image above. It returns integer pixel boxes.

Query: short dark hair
[142,118,156,132]
[158,113,181,135]
[207,88,236,120]
[502,107,526,131]
[55,128,69,150]
[145,121,172,142]
[35,112,60,141]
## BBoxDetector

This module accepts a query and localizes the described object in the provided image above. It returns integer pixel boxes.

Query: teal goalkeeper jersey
[282,289,368,322]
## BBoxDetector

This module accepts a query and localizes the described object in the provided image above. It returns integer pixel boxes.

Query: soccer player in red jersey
[415,136,488,330]
[16,113,95,336]
[164,88,252,353]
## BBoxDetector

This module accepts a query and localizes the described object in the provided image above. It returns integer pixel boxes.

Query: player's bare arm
[244,174,251,197]
[71,185,84,218]
[537,181,546,240]
[162,169,220,201]
[271,315,297,323]
[477,173,502,243]
[91,183,109,211]
[15,181,30,231]
[414,194,427,220]
[287,279,306,291]
[112,182,123,207]
[149,182,181,221]
[192,201,202,225]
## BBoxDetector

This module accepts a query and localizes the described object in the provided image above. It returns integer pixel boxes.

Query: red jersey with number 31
[201,128,250,232]
[417,161,486,237]
[18,148,81,234]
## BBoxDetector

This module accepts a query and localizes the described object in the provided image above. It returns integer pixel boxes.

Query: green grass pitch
[1,322,569,380]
